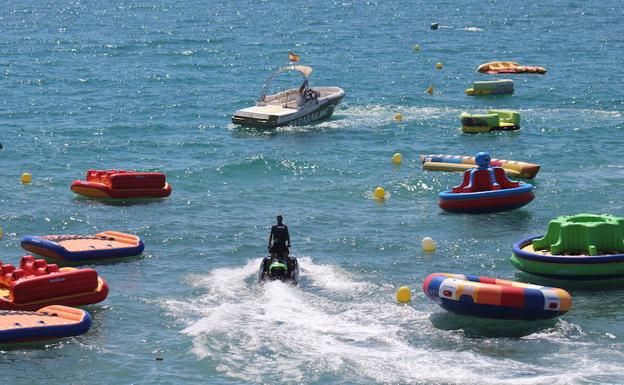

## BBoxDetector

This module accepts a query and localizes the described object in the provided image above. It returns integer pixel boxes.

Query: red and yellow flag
[288,52,300,62]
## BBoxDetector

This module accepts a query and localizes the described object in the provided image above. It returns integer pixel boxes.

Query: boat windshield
[257,66,313,106]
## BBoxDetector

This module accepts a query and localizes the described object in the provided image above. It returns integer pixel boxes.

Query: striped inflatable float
[420,154,540,179]
[423,273,571,320]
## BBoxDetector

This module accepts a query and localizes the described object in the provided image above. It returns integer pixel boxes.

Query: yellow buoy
[394,113,403,122]
[392,153,402,165]
[0,227,3,240]
[21,173,32,184]
[413,44,421,51]
[396,286,411,303]
[373,186,386,200]
[426,85,434,94]
[422,237,436,252]
[435,62,443,70]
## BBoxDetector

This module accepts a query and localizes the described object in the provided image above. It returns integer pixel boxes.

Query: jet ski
[258,253,299,285]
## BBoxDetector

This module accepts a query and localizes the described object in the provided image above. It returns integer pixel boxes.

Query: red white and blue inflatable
[438,152,535,213]
[423,273,571,320]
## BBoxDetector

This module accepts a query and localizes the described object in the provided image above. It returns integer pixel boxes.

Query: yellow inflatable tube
[423,162,521,178]
[420,154,540,179]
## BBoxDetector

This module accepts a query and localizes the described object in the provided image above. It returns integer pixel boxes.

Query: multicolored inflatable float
[477,61,547,74]
[71,170,172,200]
[423,273,571,320]
[512,214,624,280]
[0,256,108,310]
[465,79,514,96]
[438,152,535,213]
[461,110,520,133]
[420,154,540,179]
[0,305,91,343]
[21,231,144,263]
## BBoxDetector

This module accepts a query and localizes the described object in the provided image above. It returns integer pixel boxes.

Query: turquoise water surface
[1,1,623,384]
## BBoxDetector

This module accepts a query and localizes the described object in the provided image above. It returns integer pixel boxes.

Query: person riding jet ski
[258,215,299,284]
[268,215,290,257]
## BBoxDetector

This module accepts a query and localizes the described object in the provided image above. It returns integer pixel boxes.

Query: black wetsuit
[270,224,290,255]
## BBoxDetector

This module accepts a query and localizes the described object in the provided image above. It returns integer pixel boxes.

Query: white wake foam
[309,105,461,131]
[163,258,624,384]
[461,26,484,32]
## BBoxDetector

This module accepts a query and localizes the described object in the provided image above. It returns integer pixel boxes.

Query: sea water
[1,1,623,384]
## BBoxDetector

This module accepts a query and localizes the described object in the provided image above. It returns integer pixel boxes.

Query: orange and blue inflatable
[21,231,144,263]
[0,256,108,311]
[71,170,172,200]
[423,273,571,320]
[438,152,534,213]
[0,305,91,343]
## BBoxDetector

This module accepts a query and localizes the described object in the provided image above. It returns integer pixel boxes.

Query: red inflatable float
[71,169,172,199]
[0,256,109,311]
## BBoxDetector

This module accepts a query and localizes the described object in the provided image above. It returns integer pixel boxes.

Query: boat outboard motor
[268,260,288,280]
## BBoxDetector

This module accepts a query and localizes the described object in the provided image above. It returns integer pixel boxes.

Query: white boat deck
[237,104,296,117]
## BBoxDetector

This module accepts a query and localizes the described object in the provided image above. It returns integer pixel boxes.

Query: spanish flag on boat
[288,52,300,62]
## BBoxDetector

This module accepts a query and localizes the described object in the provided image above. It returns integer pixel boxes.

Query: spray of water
[164,257,624,384]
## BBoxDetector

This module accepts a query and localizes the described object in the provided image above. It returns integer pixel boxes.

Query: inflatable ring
[423,273,571,320]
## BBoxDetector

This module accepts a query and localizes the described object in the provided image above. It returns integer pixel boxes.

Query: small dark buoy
[431,23,439,30]
[155,357,163,361]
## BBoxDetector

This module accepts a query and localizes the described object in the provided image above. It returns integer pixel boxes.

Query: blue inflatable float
[0,305,91,343]
[21,231,144,263]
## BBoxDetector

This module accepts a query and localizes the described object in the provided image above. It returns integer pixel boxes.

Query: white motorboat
[231,65,345,128]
